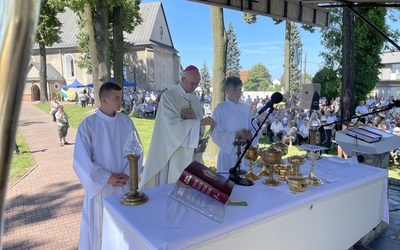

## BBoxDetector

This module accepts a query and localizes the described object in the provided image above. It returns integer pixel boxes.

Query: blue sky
[143,0,398,80]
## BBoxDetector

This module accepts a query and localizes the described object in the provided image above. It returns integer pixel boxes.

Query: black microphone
[391,99,400,108]
[257,92,283,115]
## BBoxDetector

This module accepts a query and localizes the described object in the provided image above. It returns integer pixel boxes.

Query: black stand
[324,103,395,129]
[229,107,275,186]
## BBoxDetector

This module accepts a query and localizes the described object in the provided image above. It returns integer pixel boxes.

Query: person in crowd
[55,105,69,146]
[322,110,335,153]
[50,96,60,122]
[282,121,297,147]
[211,76,259,172]
[123,89,132,114]
[73,82,142,249]
[355,100,369,123]
[90,91,95,106]
[140,65,216,189]
[296,117,309,145]
[268,116,284,143]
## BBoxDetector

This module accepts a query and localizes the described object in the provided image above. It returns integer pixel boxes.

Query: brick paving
[2,101,400,249]
[3,101,82,249]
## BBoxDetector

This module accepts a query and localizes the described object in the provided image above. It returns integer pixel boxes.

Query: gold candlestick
[121,153,149,205]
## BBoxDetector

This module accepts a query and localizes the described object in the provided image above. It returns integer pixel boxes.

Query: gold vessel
[287,155,306,176]
[287,176,310,193]
[257,146,282,177]
[272,141,289,156]
[243,145,260,181]
[274,164,291,181]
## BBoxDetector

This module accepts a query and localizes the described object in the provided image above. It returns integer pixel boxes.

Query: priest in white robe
[211,76,260,172]
[140,65,216,189]
[73,82,143,250]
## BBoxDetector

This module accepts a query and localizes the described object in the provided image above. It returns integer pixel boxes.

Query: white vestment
[211,99,260,172]
[73,110,142,250]
[140,84,203,190]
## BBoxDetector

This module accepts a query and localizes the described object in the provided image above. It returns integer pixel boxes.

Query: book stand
[166,182,226,223]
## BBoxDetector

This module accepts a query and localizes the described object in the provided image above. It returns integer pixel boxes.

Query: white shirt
[211,99,259,172]
[73,110,140,250]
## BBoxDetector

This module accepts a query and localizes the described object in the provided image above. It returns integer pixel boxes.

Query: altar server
[140,65,216,189]
[211,76,260,172]
[73,82,143,250]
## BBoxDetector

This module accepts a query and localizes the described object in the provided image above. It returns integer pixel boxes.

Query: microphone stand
[324,103,395,128]
[229,107,274,186]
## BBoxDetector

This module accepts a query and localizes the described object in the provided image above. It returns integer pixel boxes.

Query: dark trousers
[268,131,283,143]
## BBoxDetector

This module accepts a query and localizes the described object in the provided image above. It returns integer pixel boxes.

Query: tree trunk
[341,8,354,121]
[95,0,110,85]
[284,21,291,106]
[210,7,227,109]
[84,3,100,107]
[206,6,227,160]
[39,41,48,103]
[113,5,124,89]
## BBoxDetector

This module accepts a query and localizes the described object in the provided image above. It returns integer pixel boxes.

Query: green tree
[36,0,65,103]
[289,22,302,94]
[69,0,142,106]
[321,6,389,105]
[244,63,272,91]
[312,67,341,101]
[200,61,211,93]
[226,21,241,77]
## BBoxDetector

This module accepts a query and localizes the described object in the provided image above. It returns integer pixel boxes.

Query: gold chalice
[257,146,282,178]
[287,176,310,193]
[287,155,306,176]
[274,164,291,181]
[243,146,260,181]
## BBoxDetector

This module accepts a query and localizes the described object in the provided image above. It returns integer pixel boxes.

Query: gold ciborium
[287,176,310,193]
[121,130,148,206]
[274,164,291,181]
[257,146,282,177]
[273,141,289,157]
[243,146,260,181]
[287,155,306,176]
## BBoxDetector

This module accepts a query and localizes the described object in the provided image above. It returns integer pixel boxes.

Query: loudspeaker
[300,84,321,110]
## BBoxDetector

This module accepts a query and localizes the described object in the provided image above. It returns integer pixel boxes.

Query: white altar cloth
[102,157,388,250]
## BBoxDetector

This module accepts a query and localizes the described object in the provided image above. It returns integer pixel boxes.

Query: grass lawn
[17,101,400,182]
[9,130,37,185]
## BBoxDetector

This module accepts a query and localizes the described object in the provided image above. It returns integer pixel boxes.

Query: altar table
[102,157,388,250]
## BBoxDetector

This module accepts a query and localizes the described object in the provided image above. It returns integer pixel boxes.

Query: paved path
[3,101,82,249]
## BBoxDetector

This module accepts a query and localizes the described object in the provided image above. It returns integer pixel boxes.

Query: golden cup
[287,176,310,193]
[287,155,306,176]
[257,146,282,178]
[243,146,260,181]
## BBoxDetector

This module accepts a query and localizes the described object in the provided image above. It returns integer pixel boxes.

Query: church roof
[36,2,175,51]
[27,62,65,82]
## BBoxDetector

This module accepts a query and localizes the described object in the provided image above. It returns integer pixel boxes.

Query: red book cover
[178,161,235,204]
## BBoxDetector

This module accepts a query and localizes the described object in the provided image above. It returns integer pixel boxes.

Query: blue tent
[61,79,85,89]
[111,77,137,87]
[86,78,137,88]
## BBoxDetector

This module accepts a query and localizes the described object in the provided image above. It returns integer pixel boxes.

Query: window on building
[66,54,75,78]
[391,64,400,74]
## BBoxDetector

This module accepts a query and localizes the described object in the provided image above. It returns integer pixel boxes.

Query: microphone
[257,92,283,115]
[391,99,400,108]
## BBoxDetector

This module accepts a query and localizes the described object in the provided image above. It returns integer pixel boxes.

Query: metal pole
[0,1,41,246]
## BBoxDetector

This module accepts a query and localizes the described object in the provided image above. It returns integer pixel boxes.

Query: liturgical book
[178,161,235,204]
[346,127,382,143]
